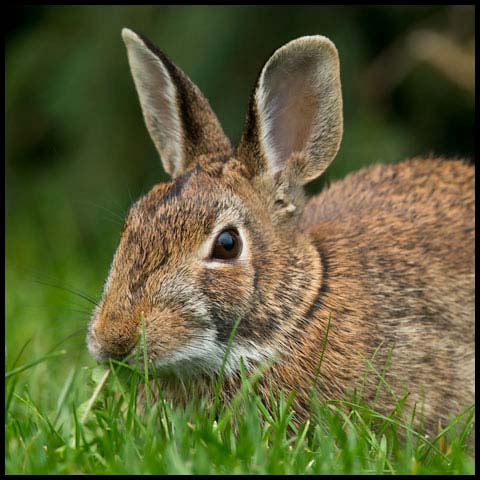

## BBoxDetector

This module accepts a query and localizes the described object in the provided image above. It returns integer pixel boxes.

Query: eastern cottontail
[87,29,475,437]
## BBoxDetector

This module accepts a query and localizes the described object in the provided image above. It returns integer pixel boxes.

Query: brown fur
[88,30,475,439]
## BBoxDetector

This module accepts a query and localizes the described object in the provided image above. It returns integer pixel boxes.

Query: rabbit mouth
[141,339,278,381]
[115,328,225,379]
[122,331,278,381]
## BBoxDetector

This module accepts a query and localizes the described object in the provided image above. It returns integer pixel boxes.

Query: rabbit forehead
[122,167,250,262]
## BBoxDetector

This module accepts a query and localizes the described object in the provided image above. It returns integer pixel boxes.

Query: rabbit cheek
[141,306,195,361]
[198,262,255,344]
[143,305,229,376]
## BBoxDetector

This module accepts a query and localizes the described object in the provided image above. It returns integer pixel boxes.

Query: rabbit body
[297,158,474,434]
[87,30,475,437]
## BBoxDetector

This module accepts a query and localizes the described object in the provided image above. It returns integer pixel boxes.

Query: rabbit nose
[91,315,138,360]
[98,332,136,359]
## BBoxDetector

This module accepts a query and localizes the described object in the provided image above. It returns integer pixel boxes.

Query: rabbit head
[87,29,343,378]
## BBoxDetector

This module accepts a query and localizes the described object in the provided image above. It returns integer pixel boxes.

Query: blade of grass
[209,316,242,424]
[217,357,274,432]
[80,367,111,424]
[53,367,76,426]
[328,398,448,460]
[5,374,19,417]
[140,311,151,410]
[5,350,67,379]
[417,403,475,462]
[311,313,331,391]
[6,338,33,371]
[308,314,331,417]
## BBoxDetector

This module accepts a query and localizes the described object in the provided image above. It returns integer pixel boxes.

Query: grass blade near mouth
[209,317,242,425]
[140,311,152,409]
[80,367,111,424]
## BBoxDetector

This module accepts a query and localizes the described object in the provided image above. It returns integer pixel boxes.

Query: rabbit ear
[237,36,343,184]
[122,29,231,178]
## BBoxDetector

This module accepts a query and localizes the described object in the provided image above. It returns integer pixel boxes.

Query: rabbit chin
[147,329,278,380]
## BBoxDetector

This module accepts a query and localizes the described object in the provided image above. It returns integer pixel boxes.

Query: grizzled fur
[88,30,474,438]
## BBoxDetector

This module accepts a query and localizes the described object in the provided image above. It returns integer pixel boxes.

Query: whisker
[23,304,94,316]
[50,329,89,350]
[100,216,124,227]
[31,317,90,336]
[12,267,100,307]
[77,200,126,224]
[120,174,135,206]
[32,279,99,306]
[57,307,94,316]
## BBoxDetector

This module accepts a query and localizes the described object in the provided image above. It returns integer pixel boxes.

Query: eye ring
[210,228,242,261]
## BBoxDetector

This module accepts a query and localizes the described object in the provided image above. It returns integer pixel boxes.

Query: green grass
[5,330,475,474]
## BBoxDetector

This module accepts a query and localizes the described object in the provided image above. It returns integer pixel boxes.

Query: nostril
[92,326,138,361]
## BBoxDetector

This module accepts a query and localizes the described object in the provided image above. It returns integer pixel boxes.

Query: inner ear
[237,35,343,185]
[259,57,320,173]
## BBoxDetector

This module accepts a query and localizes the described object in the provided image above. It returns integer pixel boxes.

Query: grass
[5,323,475,475]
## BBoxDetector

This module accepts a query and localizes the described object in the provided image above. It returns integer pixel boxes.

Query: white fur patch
[154,329,276,378]
[226,342,278,374]
[153,329,225,376]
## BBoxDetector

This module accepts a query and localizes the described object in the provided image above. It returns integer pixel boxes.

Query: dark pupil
[218,231,235,251]
[212,229,241,260]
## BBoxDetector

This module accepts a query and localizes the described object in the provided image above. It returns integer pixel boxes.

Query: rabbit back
[294,157,474,433]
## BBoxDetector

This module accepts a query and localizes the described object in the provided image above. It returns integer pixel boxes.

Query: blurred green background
[5,6,474,386]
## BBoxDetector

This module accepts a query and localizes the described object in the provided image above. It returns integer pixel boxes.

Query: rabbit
[87,28,475,439]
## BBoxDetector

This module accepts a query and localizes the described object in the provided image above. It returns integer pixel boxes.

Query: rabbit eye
[211,228,242,260]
